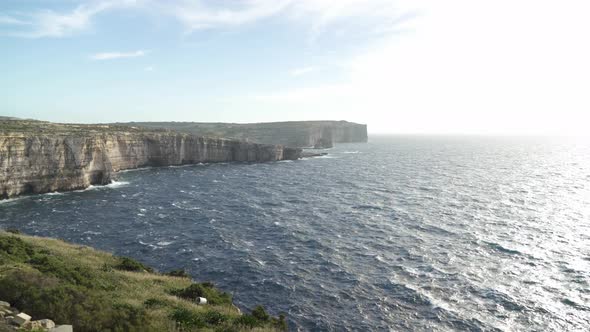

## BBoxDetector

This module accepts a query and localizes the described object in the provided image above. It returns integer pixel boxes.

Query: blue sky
[1,0,589,134]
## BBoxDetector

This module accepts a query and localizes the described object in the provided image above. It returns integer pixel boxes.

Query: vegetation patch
[114,256,154,273]
[165,269,191,278]
[171,282,233,305]
[0,232,286,331]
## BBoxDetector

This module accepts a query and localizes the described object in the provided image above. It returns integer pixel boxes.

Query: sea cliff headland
[0,120,302,199]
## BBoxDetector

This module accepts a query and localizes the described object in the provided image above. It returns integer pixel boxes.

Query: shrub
[251,305,270,321]
[169,308,206,329]
[4,228,21,234]
[166,269,190,278]
[171,283,232,305]
[114,256,154,273]
[0,270,150,331]
[204,311,227,325]
[234,314,260,328]
[0,235,36,263]
[143,298,167,308]
[28,254,95,287]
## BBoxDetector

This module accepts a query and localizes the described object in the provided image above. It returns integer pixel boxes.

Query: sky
[1,0,589,134]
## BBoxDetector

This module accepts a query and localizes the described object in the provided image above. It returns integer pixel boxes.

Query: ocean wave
[0,197,26,205]
[106,181,130,188]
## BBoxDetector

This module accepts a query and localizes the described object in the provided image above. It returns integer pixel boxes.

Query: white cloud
[290,0,413,42]
[0,16,29,25]
[165,0,292,31]
[256,0,590,135]
[0,0,140,38]
[90,50,148,61]
[134,0,410,40]
[0,0,408,40]
[290,66,318,77]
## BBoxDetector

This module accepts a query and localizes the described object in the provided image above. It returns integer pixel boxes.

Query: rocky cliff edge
[0,120,302,199]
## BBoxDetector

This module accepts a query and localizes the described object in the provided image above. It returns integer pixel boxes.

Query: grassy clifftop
[0,119,165,136]
[0,231,286,331]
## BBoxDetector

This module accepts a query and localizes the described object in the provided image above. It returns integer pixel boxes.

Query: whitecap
[157,241,174,246]
[118,166,153,173]
[83,231,102,235]
[105,180,130,188]
[172,202,201,211]
[0,197,25,205]
[253,258,266,266]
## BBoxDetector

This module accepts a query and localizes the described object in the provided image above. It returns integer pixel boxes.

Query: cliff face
[0,121,301,199]
[120,120,369,148]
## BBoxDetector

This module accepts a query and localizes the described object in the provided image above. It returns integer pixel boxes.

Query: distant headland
[116,120,368,149]
[0,119,367,199]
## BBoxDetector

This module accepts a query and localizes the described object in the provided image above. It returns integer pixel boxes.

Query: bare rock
[9,313,31,327]
[30,319,55,330]
[49,325,73,332]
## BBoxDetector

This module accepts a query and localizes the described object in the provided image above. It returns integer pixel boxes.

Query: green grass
[0,232,287,332]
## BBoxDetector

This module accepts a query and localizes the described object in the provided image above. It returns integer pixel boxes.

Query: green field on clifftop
[0,231,286,332]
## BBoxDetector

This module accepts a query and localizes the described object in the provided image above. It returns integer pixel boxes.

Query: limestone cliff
[118,120,369,148]
[0,121,301,199]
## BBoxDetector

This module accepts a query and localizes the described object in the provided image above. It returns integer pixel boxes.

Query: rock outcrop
[118,120,369,148]
[0,300,65,331]
[0,121,302,199]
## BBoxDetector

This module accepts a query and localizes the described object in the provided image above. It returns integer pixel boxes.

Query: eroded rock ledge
[0,120,302,199]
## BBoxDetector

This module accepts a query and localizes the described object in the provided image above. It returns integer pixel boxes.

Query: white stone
[10,312,32,326]
[0,301,10,308]
[33,319,56,329]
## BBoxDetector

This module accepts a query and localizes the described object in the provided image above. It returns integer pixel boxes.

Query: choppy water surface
[2,136,590,331]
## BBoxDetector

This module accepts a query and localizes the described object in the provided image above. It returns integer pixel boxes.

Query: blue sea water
[1,135,590,331]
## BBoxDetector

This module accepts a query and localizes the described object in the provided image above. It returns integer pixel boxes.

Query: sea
[1,135,589,331]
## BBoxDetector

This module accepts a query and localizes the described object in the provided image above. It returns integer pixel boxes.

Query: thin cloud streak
[90,50,148,61]
[167,0,292,31]
[0,16,30,25]
[290,66,318,77]
[0,0,409,39]
[0,0,140,38]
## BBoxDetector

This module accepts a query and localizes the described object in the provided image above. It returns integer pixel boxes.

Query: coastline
[0,120,303,200]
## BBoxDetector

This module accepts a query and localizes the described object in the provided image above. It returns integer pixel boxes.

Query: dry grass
[0,231,286,332]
